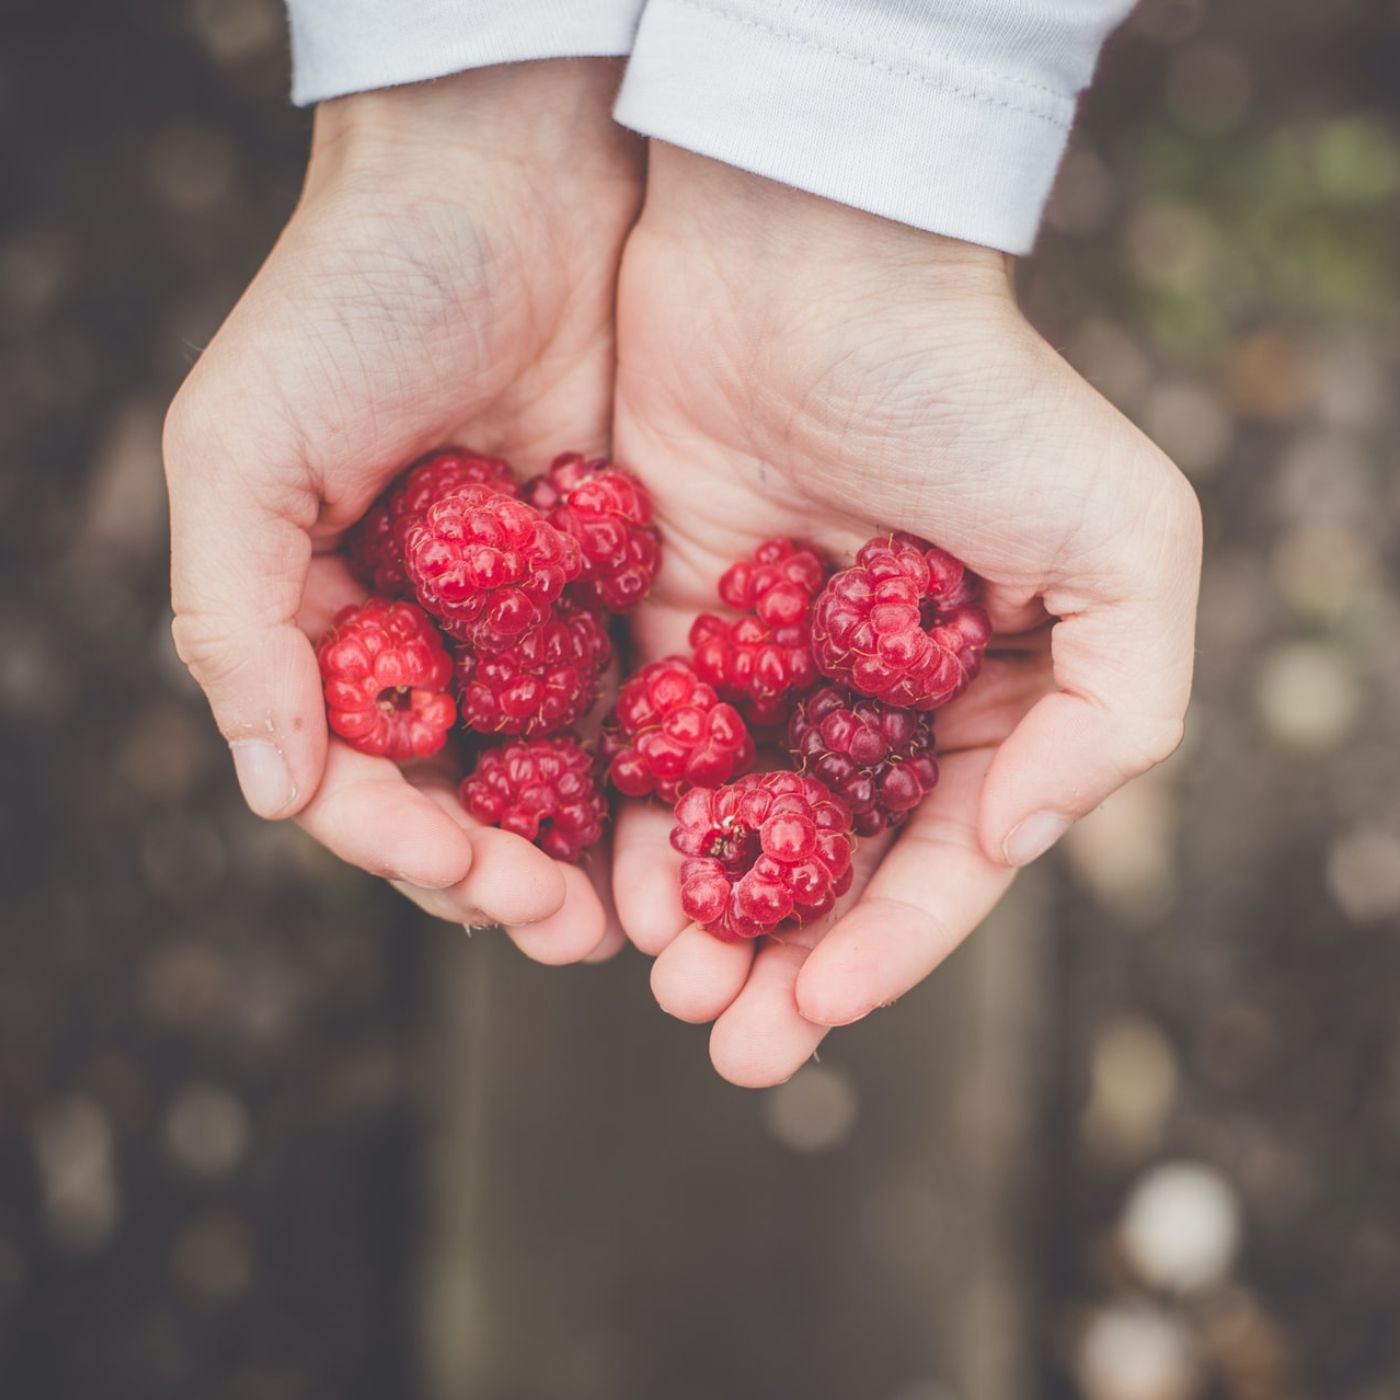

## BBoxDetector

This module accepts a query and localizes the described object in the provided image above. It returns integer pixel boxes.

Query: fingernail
[229,740,295,818]
[1003,811,1070,867]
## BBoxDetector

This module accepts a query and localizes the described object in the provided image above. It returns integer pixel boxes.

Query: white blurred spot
[1080,1018,1179,1164]
[1077,1303,1202,1400]
[1124,202,1217,289]
[1068,319,1153,411]
[74,399,166,567]
[165,1085,250,1178]
[1132,0,1203,44]
[147,124,237,213]
[1047,151,1118,236]
[1271,524,1372,620]
[1165,44,1251,133]
[1121,1161,1242,1293]
[861,1184,946,1269]
[1063,777,1177,920]
[764,1065,858,1153]
[1256,643,1362,752]
[1327,828,1400,921]
[32,1097,120,1253]
[1141,381,1233,478]
[172,1213,254,1301]
[1310,334,1391,431]
[1273,431,1373,526]
[189,0,281,62]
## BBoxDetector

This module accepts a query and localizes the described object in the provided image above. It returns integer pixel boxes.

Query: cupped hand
[164,62,642,960]
[609,148,1202,1084]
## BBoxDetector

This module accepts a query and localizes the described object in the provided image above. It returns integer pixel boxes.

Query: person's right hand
[164,62,642,961]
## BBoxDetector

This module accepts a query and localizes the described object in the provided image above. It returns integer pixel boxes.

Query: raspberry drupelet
[522,452,661,613]
[671,771,856,941]
[690,537,828,727]
[317,598,456,760]
[455,599,612,738]
[347,447,517,597]
[788,685,938,835]
[403,484,583,649]
[602,657,755,804]
[811,532,992,710]
[460,736,607,862]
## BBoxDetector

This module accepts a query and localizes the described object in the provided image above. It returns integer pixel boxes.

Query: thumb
[977,459,1202,867]
[164,393,326,820]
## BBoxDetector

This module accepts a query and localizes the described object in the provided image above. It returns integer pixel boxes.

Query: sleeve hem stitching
[669,0,1073,129]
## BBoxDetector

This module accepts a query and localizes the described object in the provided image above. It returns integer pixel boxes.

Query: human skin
[164,61,643,963]
[608,145,1203,1087]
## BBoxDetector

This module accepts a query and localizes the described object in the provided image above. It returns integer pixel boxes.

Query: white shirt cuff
[614,0,1134,254]
[288,0,647,107]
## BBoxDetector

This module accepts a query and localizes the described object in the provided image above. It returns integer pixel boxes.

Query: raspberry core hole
[378,685,414,713]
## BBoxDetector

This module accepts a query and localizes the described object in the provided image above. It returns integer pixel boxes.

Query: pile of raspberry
[644,531,990,940]
[320,447,657,862]
[320,448,992,939]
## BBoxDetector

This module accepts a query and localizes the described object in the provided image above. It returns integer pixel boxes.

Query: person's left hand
[606,147,1201,1086]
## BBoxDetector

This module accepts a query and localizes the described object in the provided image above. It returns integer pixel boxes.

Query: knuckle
[1122,714,1187,775]
[169,611,245,690]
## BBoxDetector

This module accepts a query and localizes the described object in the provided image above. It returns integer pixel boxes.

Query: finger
[296,742,474,890]
[165,401,324,820]
[704,825,891,1086]
[410,785,570,927]
[796,748,1014,1027]
[584,924,628,964]
[649,924,754,1023]
[582,849,628,963]
[611,800,688,954]
[708,928,827,1089]
[504,861,610,965]
[978,469,1201,868]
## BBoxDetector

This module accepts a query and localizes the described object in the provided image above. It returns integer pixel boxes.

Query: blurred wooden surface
[417,877,1051,1400]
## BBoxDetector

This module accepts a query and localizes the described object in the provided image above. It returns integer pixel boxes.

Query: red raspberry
[602,657,755,803]
[788,685,938,835]
[455,600,612,738]
[317,598,456,760]
[460,736,607,862]
[690,538,827,727]
[811,532,992,709]
[404,484,583,649]
[347,448,517,597]
[671,772,856,941]
[522,452,660,613]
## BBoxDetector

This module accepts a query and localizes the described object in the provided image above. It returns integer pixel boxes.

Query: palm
[608,194,1199,1085]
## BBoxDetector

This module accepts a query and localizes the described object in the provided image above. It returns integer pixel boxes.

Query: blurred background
[2,1,1398,1397]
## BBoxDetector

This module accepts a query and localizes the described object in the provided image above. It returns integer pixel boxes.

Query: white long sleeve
[286,0,646,107]
[614,0,1135,253]
[285,0,1131,253]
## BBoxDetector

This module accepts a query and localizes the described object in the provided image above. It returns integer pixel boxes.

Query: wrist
[306,61,642,205]
[639,144,1013,309]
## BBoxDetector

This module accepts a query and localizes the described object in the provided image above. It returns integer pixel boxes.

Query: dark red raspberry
[788,685,938,835]
[671,772,856,941]
[318,598,456,760]
[460,736,607,862]
[811,532,991,709]
[602,657,754,803]
[404,484,583,649]
[347,448,517,597]
[522,452,660,613]
[690,538,827,727]
[455,600,612,738]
